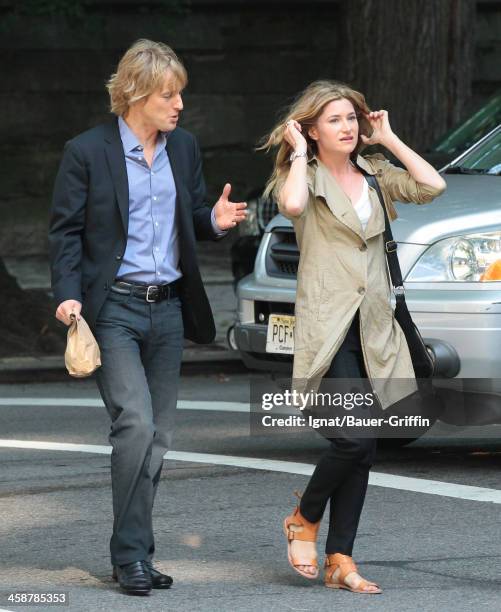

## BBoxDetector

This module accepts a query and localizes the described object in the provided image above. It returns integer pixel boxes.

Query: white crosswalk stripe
[0,398,248,412]
[1,438,501,505]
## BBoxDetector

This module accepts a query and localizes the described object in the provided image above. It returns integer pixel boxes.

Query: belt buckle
[146,285,157,303]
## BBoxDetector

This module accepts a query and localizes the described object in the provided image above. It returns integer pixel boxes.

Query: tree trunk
[338,0,476,150]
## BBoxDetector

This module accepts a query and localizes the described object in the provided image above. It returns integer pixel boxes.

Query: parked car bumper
[235,278,501,379]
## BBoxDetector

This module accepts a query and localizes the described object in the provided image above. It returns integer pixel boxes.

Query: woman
[261,81,446,594]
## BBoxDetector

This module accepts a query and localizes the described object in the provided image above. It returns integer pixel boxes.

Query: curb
[0,346,244,383]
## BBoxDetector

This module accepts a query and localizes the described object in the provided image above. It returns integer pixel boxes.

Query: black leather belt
[111,279,180,302]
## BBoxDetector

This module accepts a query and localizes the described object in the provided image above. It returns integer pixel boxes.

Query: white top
[353,179,372,231]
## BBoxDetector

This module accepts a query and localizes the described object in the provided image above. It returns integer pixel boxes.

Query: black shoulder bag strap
[362,172,404,303]
[359,168,435,379]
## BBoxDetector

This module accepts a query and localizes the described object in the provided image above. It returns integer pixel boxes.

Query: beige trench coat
[277,154,445,410]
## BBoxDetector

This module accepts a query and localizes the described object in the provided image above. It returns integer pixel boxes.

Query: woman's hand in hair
[279,119,309,217]
[283,119,307,153]
[360,110,394,147]
[362,110,447,193]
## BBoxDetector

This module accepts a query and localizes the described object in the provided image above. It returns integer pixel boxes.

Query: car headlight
[237,197,260,237]
[406,231,501,282]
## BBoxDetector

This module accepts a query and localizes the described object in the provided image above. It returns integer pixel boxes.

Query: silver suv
[233,126,501,423]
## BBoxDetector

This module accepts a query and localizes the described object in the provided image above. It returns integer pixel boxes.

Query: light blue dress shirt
[117,116,225,285]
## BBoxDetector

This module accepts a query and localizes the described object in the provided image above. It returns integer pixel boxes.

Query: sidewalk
[1,240,242,377]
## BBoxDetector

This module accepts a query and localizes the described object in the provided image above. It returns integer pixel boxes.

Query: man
[48,39,246,595]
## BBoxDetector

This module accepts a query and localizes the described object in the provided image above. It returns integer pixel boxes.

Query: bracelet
[289,150,307,163]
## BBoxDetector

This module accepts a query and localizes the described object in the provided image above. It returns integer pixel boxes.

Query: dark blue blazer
[48,118,219,343]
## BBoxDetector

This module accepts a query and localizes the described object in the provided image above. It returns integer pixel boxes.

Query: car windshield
[432,92,501,155]
[445,127,501,175]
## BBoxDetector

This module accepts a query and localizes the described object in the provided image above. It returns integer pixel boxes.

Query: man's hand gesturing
[56,300,82,326]
[213,183,247,230]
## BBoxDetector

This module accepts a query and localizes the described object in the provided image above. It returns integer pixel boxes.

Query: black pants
[299,310,377,555]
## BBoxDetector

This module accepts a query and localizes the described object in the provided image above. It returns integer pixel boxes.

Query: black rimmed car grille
[266,227,299,277]
[258,197,279,231]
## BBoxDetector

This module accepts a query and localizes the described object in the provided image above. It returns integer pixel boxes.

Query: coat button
[116,254,123,260]
[358,287,365,295]
[359,244,367,252]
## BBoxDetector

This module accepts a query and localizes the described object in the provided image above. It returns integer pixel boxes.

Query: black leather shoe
[112,561,152,595]
[144,560,173,589]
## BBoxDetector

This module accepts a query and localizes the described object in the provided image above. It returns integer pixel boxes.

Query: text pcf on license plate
[266,314,295,354]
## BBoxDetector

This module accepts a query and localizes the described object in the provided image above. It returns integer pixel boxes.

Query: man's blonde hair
[106,39,188,115]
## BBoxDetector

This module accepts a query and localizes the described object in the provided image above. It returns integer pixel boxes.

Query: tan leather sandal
[283,493,321,580]
[324,553,382,594]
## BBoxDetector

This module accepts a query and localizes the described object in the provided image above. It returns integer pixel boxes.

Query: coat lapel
[311,159,365,240]
[363,187,385,239]
[309,155,386,241]
[165,130,188,236]
[353,155,385,240]
[103,120,129,234]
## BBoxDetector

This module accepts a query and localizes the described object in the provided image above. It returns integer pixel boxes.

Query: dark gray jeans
[94,289,184,566]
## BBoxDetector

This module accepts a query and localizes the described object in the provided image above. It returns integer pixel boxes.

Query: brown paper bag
[65,315,101,377]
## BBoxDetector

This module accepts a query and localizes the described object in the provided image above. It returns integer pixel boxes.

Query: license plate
[266,314,295,354]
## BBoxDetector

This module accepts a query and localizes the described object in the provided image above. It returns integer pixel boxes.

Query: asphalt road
[1,368,501,612]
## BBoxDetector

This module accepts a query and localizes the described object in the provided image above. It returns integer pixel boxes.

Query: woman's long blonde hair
[260,80,372,197]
